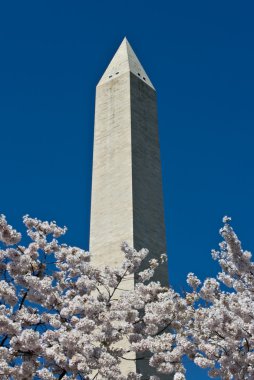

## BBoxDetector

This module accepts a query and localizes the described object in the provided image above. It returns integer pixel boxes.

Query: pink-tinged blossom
[186,273,201,290]
[173,373,186,380]
[0,214,21,245]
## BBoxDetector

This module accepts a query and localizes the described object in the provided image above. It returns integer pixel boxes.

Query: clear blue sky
[0,1,254,378]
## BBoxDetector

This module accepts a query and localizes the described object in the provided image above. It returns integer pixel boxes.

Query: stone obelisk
[90,38,169,377]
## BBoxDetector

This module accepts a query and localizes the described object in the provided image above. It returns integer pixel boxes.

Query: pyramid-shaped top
[97,38,155,90]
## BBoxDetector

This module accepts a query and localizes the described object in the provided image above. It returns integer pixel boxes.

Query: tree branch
[59,370,66,379]
[19,291,28,310]
[108,266,130,302]
[0,335,8,347]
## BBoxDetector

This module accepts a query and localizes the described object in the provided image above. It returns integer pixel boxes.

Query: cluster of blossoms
[0,214,253,379]
[0,215,168,380]
[134,216,254,380]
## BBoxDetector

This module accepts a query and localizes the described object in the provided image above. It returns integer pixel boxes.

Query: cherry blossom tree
[0,214,168,380]
[134,217,254,380]
[0,214,253,380]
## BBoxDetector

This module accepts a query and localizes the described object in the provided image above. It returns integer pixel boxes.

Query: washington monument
[90,38,169,376]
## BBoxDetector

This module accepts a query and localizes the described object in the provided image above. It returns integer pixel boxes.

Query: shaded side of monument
[90,38,171,378]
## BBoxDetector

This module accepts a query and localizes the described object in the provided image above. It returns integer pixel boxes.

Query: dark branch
[59,370,66,379]
[121,355,146,361]
[154,318,174,336]
[19,291,28,310]
[0,335,8,347]
[108,266,130,302]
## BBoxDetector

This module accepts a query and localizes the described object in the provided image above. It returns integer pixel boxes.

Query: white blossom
[173,373,185,380]
[0,214,253,379]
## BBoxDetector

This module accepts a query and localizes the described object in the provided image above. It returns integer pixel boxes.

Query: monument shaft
[90,38,169,377]
[90,39,167,283]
